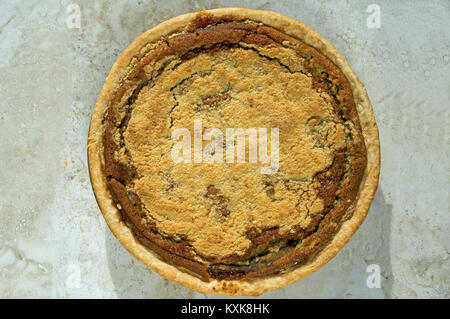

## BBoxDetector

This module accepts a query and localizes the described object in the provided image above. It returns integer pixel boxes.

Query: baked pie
[88,8,380,296]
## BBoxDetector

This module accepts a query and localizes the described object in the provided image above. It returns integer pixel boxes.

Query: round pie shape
[88,8,380,296]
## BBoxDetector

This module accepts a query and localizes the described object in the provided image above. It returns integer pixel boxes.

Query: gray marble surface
[0,0,448,298]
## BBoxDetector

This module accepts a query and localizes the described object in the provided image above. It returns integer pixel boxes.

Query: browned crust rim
[88,8,380,296]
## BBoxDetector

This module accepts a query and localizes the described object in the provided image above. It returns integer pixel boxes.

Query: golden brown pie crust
[88,8,380,296]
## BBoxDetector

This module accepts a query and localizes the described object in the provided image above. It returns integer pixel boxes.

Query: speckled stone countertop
[0,0,448,298]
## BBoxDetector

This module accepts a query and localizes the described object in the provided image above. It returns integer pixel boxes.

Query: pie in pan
[88,8,380,296]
